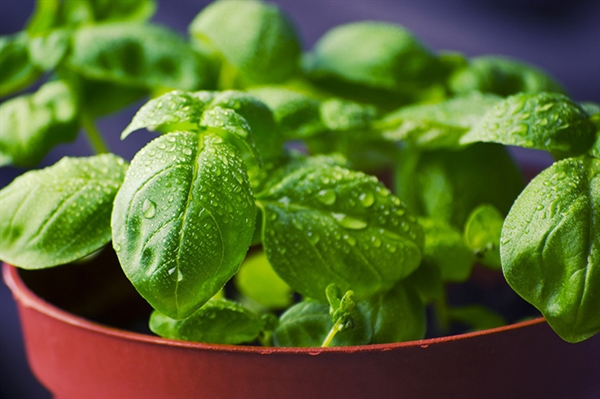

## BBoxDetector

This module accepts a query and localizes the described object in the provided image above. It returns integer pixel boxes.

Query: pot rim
[3,262,546,354]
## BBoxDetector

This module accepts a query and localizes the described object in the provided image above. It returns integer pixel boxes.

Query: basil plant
[1,0,598,347]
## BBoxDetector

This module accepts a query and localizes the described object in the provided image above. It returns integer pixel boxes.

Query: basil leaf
[501,156,600,343]
[378,92,502,149]
[273,300,372,347]
[0,33,42,97]
[305,21,442,94]
[149,299,264,345]
[449,56,565,96]
[319,98,377,132]
[66,23,213,91]
[62,0,156,25]
[403,261,444,303]
[257,159,423,301]
[464,204,504,269]
[461,92,596,158]
[582,103,600,159]
[121,90,210,138]
[111,132,256,319]
[209,91,281,162]
[0,154,127,269]
[234,250,292,310]
[0,80,79,167]
[419,217,474,282]
[67,73,148,118]
[189,0,301,87]
[395,143,524,228]
[27,28,71,71]
[368,281,426,343]
[248,87,326,139]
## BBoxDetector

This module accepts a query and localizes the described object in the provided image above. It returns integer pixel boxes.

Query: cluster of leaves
[1,0,598,346]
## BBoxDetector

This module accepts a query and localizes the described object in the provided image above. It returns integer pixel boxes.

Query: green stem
[81,115,109,154]
[321,319,343,348]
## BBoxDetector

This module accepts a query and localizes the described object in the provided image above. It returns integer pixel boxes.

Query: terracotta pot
[3,254,599,399]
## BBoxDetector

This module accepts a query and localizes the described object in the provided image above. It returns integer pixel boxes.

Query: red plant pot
[3,258,600,399]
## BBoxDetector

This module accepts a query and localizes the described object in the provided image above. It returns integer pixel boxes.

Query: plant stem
[321,319,343,348]
[81,115,109,154]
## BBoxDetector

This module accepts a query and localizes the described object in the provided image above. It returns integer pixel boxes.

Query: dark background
[1,1,599,398]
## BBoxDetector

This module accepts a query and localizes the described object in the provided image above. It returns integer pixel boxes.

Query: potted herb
[1,0,599,397]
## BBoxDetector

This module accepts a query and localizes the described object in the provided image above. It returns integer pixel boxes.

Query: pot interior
[17,246,540,340]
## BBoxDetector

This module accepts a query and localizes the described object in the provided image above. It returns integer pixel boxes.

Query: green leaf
[66,23,214,91]
[248,86,326,139]
[62,0,156,25]
[305,21,442,93]
[257,158,423,301]
[0,33,42,97]
[378,92,502,149]
[319,98,377,132]
[461,92,596,158]
[234,250,292,310]
[272,300,372,347]
[149,298,264,345]
[26,0,61,35]
[209,90,282,162]
[111,132,256,319]
[121,90,209,139]
[448,56,565,97]
[464,204,504,269]
[395,143,524,228]
[122,90,278,163]
[27,28,71,71]
[582,102,600,159]
[419,217,474,282]
[0,154,127,269]
[67,72,149,118]
[0,80,79,167]
[189,0,301,87]
[368,281,426,343]
[501,156,600,343]
[403,261,444,303]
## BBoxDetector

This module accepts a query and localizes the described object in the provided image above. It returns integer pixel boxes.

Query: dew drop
[316,189,337,206]
[331,213,368,230]
[344,235,357,246]
[142,199,156,219]
[359,192,375,207]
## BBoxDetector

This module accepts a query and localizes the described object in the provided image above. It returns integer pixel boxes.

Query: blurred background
[1,0,599,397]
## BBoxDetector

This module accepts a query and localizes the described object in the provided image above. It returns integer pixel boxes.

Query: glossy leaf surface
[379,92,501,149]
[0,154,127,269]
[501,156,600,343]
[257,158,423,301]
[112,132,256,319]
[461,92,596,157]
[149,298,264,344]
